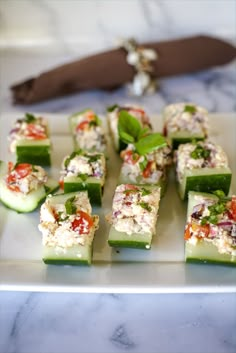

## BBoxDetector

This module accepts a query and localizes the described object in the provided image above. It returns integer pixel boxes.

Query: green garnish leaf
[141,188,151,196]
[134,133,167,155]
[25,113,36,123]
[139,202,152,212]
[139,156,148,171]
[89,114,101,127]
[184,105,197,114]
[107,104,119,112]
[65,196,77,215]
[118,110,142,143]
[213,190,226,199]
[44,185,50,194]
[79,174,88,181]
[190,144,210,159]
[89,154,101,163]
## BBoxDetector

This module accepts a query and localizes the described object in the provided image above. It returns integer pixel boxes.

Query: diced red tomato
[6,163,32,192]
[76,120,90,131]
[25,124,47,139]
[142,161,154,178]
[184,224,192,240]
[59,179,64,190]
[71,211,94,234]
[230,196,236,221]
[191,223,210,238]
[121,150,139,164]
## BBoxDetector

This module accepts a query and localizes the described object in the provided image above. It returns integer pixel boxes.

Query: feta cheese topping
[39,192,99,250]
[107,104,152,149]
[163,102,209,136]
[8,114,48,153]
[175,141,229,182]
[71,110,106,152]
[110,184,160,235]
[5,162,48,194]
[185,194,236,257]
[120,144,172,184]
[60,151,106,184]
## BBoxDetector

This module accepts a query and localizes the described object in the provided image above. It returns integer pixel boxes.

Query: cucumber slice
[63,176,103,206]
[40,191,97,266]
[178,167,232,200]
[118,173,167,197]
[185,241,236,266]
[42,244,93,265]
[0,178,59,213]
[16,139,51,166]
[185,191,236,266]
[167,131,205,149]
[108,225,153,249]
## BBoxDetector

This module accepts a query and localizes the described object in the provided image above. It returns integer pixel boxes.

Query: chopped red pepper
[71,211,94,234]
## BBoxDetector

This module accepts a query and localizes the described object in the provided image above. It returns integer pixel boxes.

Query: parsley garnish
[107,104,118,112]
[65,196,77,215]
[141,188,151,196]
[190,144,210,159]
[184,105,197,114]
[25,113,36,123]
[139,202,152,212]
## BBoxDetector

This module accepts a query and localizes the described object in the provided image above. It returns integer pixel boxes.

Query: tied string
[119,38,158,96]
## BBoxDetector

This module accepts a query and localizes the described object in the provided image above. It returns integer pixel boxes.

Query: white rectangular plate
[0,112,235,293]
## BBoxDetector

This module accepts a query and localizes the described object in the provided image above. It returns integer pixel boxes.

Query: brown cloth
[11,35,236,104]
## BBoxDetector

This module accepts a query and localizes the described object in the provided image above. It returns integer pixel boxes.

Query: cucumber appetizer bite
[175,141,232,200]
[8,113,51,166]
[184,191,236,265]
[107,104,152,152]
[59,150,106,206]
[163,102,209,149]
[38,191,99,265]
[107,184,161,249]
[0,161,59,213]
[119,143,172,196]
[68,109,106,152]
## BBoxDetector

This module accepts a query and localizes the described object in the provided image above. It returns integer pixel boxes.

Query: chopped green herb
[184,105,197,114]
[89,115,101,127]
[79,174,88,181]
[65,196,77,215]
[88,154,101,163]
[200,198,227,225]
[25,113,36,123]
[44,185,50,194]
[141,188,151,196]
[107,104,119,112]
[213,190,226,199]
[190,144,210,159]
[139,202,152,212]
[139,156,148,171]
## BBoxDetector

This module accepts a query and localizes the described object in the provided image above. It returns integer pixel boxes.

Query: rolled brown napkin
[11,35,236,104]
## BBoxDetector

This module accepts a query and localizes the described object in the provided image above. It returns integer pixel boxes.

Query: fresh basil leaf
[65,196,77,215]
[184,105,197,114]
[118,110,142,143]
[119,130,135,144]
[107,104,119,112]
[134,133,167,155]
[138,127,150,139]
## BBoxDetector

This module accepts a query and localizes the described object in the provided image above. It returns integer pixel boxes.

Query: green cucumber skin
[108,239,151,249]
[64,182,102,206]
[186,258,236,266]
[108,226,153,250]
[16,146,51,166]
[0,179,59,213]
[43,258,91,266]
[182,173,232,200]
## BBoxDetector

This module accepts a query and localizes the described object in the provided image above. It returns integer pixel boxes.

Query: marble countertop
[0,48,236,353]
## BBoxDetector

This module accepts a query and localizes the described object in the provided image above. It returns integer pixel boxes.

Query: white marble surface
[0,46,236,352]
